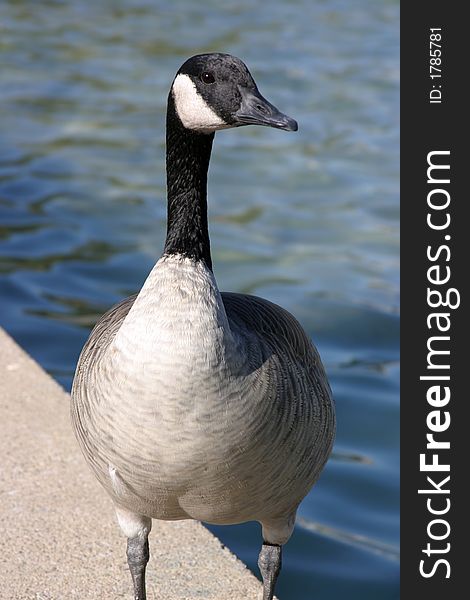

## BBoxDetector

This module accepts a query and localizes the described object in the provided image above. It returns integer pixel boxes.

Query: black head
[170,53,298,134]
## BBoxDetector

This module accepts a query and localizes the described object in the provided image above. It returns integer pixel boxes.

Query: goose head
[170,53,298,134]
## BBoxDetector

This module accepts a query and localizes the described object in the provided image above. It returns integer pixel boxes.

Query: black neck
[163,94,214,270]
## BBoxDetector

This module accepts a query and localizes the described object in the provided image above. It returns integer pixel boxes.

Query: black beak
[234,86,298,132]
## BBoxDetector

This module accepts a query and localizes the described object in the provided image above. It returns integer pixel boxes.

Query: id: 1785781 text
[429,28,442,104]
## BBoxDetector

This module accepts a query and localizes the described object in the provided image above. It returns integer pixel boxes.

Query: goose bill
[234,87,298,132]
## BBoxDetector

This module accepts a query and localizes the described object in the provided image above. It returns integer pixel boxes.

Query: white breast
[96,256,262,519]
[112,255,239,378]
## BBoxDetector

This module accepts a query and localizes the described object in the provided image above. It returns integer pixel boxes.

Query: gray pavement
[0,327,266,599]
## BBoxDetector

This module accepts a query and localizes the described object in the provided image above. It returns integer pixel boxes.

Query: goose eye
[200,71,215,84]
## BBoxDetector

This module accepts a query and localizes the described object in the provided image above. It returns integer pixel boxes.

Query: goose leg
[258,514,296,600]
[127,535,149,600]
[114,506,152,600]
[258,543,282,600]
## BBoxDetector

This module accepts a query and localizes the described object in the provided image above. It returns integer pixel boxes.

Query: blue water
[0,0,399,598]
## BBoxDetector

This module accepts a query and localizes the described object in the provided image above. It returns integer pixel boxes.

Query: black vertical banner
[401,4,465,600]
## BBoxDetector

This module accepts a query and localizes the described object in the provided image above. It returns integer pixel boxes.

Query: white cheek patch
[172,73,230,132]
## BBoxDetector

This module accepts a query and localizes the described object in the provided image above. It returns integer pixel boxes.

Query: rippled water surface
[0,1,399,598]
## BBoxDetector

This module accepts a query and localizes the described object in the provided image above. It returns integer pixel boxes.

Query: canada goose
[71,53,335,600]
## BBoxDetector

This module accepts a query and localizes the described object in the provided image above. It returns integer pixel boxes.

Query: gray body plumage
[72,255,335,543]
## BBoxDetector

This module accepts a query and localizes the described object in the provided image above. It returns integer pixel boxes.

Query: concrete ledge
[0,328,265,599]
